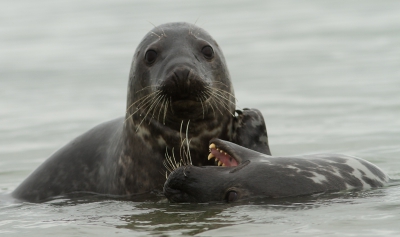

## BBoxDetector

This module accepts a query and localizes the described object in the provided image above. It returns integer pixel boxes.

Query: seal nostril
[162,66,207,103]
[173,67,191,81]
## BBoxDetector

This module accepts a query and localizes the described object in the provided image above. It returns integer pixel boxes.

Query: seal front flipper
[232,108,271,155]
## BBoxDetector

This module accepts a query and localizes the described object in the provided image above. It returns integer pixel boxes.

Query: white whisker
[126,90,160,113]
[163,97,169,125]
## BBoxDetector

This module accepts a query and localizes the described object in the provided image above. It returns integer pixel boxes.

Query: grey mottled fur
[12,23,271,202]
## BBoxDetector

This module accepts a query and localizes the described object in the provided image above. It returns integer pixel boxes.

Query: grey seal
[12,22,271,202]
[163,138,391,203]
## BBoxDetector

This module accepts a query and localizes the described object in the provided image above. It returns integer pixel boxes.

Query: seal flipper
[232,108,271,155]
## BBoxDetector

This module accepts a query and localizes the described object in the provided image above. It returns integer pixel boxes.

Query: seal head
[127,22,234,124]
[164,139,390,203]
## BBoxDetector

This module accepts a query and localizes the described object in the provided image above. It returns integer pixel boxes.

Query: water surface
[1,0,400,236]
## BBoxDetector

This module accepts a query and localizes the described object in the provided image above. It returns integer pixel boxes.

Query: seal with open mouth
[163,138,391,203]
[12,22,271,202]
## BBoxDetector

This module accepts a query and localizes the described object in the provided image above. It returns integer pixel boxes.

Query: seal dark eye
[201,45,214,59]
[145,50,157,64]
[225,191,238,203]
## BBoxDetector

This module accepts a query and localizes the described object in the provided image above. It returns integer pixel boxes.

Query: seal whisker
[166,147,179,171]
[134,85,159,94]
[209,86,238,103]
[163,120,193,179]
[163,97,170,125]
[203,90,224,115]
[205,88,235,116]
[158,26,167,38]
[213,90,238,106]
[135,91,162,112]
[206,86,237,103]
[179,121,186,165]
[135,93,165,130]
[172,148,181,169]
[125,93,159,123]
[148,94,165,124]
[211,81,229,87]
[178,120,192,167]
[180,138,191,166]
[166,149,175,171]
[149,94,166,121]
[209,91,236,115]
[147,21,167,38]
[126,90,161,113]
[179,122,184,165]
[163,148,177,177]
[179,139,187,166]
[201,92,216,117]
[163,159,173,174]
[189,17,200,35]
[211,89,235,106]
[198,95,205,119]
[126,92,159,114]
[185,120,192,166]
[151,31,161,39]
[156,96,167,122]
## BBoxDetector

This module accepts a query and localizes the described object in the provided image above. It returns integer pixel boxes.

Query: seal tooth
[222,163,226,167]
[224,152,227,155]
[208,153,215,160]
[218,161,222,166]
[209,143,216,149]
[220,149,223,153]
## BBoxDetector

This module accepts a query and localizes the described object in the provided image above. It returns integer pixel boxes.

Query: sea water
[1,0,400,236]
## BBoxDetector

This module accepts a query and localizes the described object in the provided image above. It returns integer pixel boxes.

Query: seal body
[164,139,391,203]
[12,22,271,202]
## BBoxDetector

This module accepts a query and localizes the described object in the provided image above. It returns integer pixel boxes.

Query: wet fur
[164,139,391,203]
[12,22,271,202]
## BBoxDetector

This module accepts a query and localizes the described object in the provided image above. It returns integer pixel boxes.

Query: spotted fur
[164,139,391,203]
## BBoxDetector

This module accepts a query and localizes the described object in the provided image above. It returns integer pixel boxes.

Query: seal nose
[173,67,191,99]
[163,176,191,203]
[161,66,206,101]
[173,67,191,82]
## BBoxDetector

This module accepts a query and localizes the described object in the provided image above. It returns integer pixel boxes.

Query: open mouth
[207,140,239,167]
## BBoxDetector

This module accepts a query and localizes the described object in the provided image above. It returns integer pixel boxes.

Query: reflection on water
[3,188,392,236]
[1,0,400,236]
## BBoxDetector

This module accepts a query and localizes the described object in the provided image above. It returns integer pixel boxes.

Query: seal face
[12,22,272,202]
[163,139,391,203]
[127,22,235,124]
